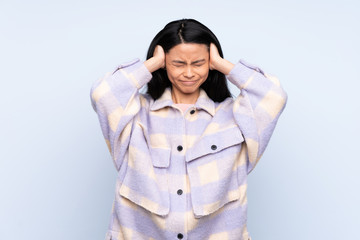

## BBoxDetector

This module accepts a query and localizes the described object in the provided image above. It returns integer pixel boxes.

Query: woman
[90,19,287,240]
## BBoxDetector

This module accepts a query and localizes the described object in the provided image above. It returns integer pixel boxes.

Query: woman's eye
[173,63,184,67]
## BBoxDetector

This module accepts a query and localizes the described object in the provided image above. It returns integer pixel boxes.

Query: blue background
[1,0,359,239]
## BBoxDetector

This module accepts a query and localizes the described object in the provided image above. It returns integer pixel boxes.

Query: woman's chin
[179,86,200,94]
[179,82,201,91]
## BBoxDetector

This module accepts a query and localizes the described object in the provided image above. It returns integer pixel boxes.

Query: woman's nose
[184,66,195,78]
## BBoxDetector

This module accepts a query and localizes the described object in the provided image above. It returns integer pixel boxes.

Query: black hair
[146,19,232,102]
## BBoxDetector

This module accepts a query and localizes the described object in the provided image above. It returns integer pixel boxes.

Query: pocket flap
[119,182,170,216]
[150,147,171,168]
[186,126,244,162]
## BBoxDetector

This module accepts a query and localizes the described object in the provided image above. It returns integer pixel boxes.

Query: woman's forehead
[166,43,209,60]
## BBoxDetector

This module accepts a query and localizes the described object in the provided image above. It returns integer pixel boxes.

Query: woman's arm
[210,43,288,173]
[90,46,165,171]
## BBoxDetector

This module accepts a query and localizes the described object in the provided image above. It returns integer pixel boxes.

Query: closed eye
[192,59,206,67]
[172,59,206,67]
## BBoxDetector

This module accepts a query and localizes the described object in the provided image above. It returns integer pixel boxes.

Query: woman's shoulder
[138,91,153,109]
[215,96,235,109]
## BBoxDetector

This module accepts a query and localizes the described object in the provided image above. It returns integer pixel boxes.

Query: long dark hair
[146,19,232,102]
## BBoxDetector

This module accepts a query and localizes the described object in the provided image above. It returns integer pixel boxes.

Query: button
[190,109,195,114]
[177,189,183,195]
[211,145,217,150]
[177,233,183,239]
[177,145,183,151]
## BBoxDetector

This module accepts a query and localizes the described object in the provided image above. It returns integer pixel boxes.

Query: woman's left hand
[209,43,235,75]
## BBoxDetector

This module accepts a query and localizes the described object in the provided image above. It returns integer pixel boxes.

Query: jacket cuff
[112,58,153,89]
[226,59,265,89]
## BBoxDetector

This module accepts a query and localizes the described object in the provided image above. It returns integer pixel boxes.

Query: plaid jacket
[90,58,287,240]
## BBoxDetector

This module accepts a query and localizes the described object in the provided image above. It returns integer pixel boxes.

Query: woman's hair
[146,18,232,102]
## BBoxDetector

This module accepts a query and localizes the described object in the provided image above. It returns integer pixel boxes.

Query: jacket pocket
[186,125,244,162]
[185,126,245,218]
[118,140,171,216]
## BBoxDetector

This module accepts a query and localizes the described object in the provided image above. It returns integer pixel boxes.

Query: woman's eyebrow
[172,59,206,64]
[192,59,206,64]
[172,60,186,64]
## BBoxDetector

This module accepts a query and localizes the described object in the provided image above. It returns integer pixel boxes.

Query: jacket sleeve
[226,59,288,174]
[90,58,152,171]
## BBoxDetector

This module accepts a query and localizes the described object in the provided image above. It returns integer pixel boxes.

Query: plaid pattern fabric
[90,58,287,240]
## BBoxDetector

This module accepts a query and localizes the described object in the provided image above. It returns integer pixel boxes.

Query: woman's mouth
[179,80,198,86]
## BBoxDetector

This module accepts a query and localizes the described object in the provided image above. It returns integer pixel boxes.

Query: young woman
[90,19,287,240]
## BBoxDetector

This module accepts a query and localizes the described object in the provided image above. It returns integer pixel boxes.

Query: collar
[149,87,215,116]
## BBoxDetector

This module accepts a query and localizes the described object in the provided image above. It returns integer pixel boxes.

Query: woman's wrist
[144,57,163,73]
[213,58,235,75]
[144,46,165,73]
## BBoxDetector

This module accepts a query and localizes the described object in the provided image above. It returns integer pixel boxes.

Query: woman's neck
[171,88,199,104]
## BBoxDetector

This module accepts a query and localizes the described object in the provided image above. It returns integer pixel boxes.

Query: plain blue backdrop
[1,0,359,239]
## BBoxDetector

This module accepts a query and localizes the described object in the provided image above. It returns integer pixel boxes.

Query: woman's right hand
[144,45,165,73]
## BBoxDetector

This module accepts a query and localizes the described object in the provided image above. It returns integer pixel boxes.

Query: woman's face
[165,43,210,100]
